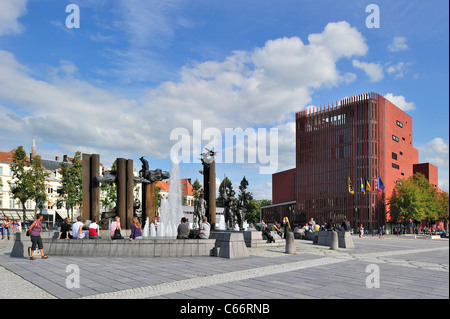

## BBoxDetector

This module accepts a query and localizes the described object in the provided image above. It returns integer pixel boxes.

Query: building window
[392,152,397,160]
[392,163,400,170]
[392,135,399,142]
[400,151,403,155]
[396,120,403,128]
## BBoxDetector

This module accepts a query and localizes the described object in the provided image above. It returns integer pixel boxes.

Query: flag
[360,178,365,194]
[365,177,371,192]
[348,177,354,194]
[376,175,385,192]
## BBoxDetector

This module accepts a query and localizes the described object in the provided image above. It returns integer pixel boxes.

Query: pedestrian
[129,217,142,241]
[177,217,190,239]
[56,218,72,240]
[89,218,100,239]
[379,225,385,238]
[29,213,49,260]
[72,216,85,239]
[359,224,364,238]
[1,216,11,240]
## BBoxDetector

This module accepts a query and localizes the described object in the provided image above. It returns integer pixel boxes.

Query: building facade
[263,92,438,232]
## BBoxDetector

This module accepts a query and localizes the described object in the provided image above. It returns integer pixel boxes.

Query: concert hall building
[262,92,440,232]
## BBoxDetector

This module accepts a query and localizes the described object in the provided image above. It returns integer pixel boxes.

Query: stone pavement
[0,234,448,301]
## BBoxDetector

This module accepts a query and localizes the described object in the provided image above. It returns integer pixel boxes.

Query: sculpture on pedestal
[193,191,207,230]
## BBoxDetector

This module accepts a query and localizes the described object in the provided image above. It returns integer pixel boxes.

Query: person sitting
[110,216,124,239]
[177,217,190,239]
[197,216,210,239]
[72,216,86,239]
[89,218,100,239]
[272,221,282,237]
[57,218,72,240]
[129,217,142,241]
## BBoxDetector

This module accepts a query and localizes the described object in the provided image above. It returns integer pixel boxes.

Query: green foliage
[57,151,82,221]
[216,176,235,207]
[9,146,49,220]
[388,173,441,224]
[31,155,50,214]
[244,199,272,225]
[192,179,202,198]
[100,159,117,211]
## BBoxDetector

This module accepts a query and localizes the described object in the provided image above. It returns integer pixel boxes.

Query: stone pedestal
[285,231,296,254]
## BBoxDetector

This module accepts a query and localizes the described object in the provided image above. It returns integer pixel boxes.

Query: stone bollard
[285,231,296,254]
[329,231,339,250]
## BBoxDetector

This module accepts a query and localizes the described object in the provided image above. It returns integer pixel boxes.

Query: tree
[238,176,253,209]
[100,160,117,211]
[192,179,202,198]
[244,199,272,225]
[216,177,235,207]
[8,146,35,221]
[30,155,50,216]
[436,191,449,230]
[57,152,82,221]
[388,173,439,225]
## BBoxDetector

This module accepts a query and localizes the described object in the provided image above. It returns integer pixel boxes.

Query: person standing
[359,224,364,238]
[1,216,11,240]
[29,213,49,260]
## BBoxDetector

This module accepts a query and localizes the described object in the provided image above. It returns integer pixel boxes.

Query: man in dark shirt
[177,217,190,239]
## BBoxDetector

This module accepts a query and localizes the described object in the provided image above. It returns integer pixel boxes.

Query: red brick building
[263,92,440,232]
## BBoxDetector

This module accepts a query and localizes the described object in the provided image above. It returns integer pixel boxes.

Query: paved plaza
[0,233,448,302]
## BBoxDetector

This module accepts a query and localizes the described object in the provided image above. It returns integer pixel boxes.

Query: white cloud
[384,93,416,111]
[388,36,409,52]
[352,60,384,82]
[417,137,449,192]
[0,21,369,168]
[0,0,27,36]
[386,61,413,79]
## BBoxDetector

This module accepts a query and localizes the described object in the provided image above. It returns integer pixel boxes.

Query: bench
[11,231,251,259]
[11,232,216,258]
[316,231,354,248]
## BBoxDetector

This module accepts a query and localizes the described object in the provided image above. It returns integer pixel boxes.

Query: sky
[0,0,448,199]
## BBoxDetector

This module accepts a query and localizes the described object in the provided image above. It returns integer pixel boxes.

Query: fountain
[143,217,149,237]
[150,222,156,237]
[217,214,226,230]
[157,161,183,237]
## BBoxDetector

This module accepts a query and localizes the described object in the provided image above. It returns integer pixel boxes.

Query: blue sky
[0,0,448,198]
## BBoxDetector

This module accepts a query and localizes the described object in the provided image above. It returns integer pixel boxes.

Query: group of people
[56,216,143,241]
[176,216,210,239]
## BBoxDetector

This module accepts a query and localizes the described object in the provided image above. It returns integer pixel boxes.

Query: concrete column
[81,154,91,222]
[142,182,156,228]
[330,231,339,250]
[126,159,134,229]
[116,158,127,227]
[90,153,100,222]
[285,231,296,254]
[209,159,216,230]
